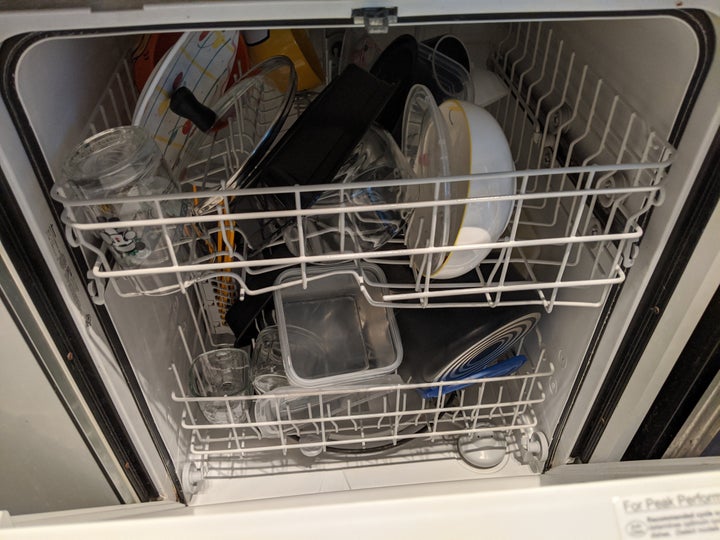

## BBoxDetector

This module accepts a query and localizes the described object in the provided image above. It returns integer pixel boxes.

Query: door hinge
[351,7,398,34]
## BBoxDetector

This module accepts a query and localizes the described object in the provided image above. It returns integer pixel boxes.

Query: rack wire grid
[55,24,674,317]
[170,320,551,463]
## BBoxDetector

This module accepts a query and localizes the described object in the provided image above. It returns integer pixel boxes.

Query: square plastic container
[273,264,403,387]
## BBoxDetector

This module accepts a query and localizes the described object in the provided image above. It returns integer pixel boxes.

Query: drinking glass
[60,126,192,293]
[251,326,288,394]
[189,348,251,424]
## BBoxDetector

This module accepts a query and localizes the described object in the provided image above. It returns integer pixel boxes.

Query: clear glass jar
[60,126,192,292]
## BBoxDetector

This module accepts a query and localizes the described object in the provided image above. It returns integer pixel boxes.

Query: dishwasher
[0,1,719,537]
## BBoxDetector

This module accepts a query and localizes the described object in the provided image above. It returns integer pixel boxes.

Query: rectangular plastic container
[273,264,403,387]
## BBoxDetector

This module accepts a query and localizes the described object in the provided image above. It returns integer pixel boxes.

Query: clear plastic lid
[176,56,297,215]
[401,84,463,276]
[402,84,451,181]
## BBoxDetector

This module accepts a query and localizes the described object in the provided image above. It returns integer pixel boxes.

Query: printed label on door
[613,489,720,539]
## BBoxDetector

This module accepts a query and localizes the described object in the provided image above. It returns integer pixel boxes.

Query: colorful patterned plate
[132,30,240,172]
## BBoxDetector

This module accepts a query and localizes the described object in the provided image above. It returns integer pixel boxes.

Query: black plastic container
[250,64,394,208]
[232,64,394,249]
[370,34,471,143]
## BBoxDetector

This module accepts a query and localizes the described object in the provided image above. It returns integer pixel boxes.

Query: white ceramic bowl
[432,99,514,279]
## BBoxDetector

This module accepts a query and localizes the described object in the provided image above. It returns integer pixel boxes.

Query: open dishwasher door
[2,466,720,539]
[0,0,719,517]
[0,246,126,513]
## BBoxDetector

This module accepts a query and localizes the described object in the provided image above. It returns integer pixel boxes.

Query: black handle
[169,87,217,132]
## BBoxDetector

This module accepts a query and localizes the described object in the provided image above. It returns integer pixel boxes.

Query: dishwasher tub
[0,8,715,505]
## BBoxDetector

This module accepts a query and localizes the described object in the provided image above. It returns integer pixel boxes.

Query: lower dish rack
[170,323,552,483]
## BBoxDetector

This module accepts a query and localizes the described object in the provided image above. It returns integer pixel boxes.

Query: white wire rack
[82,55,138,139]
[53,159,669,312]
[65,52,312,322]
[170,321,551,469]
[488,21,672,217]
[54,25,674,316]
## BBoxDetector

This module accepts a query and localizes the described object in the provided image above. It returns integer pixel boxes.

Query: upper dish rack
[53,161,670,312]
[53,25,674,317]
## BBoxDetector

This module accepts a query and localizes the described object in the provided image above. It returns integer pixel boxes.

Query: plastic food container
[273,264,403,388]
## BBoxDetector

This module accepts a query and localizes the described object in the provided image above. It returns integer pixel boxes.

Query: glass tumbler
[189,348,251,424]
[251,326,288,394]
[59,126,192,293]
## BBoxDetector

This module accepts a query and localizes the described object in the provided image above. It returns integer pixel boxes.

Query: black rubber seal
[0,33,175,503]
[0,259,124,504]
[571,125,720,463]
[623,286,720,460]
[0,167,159,502]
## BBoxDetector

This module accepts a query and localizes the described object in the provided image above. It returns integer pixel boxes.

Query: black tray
[232,64,395,249]
[252,64,393,207]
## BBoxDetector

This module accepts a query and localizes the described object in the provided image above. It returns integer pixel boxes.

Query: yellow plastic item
[246,29,324,91]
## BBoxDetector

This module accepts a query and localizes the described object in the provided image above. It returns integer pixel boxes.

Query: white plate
[132,30,239,172]
[432,99,515,279]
